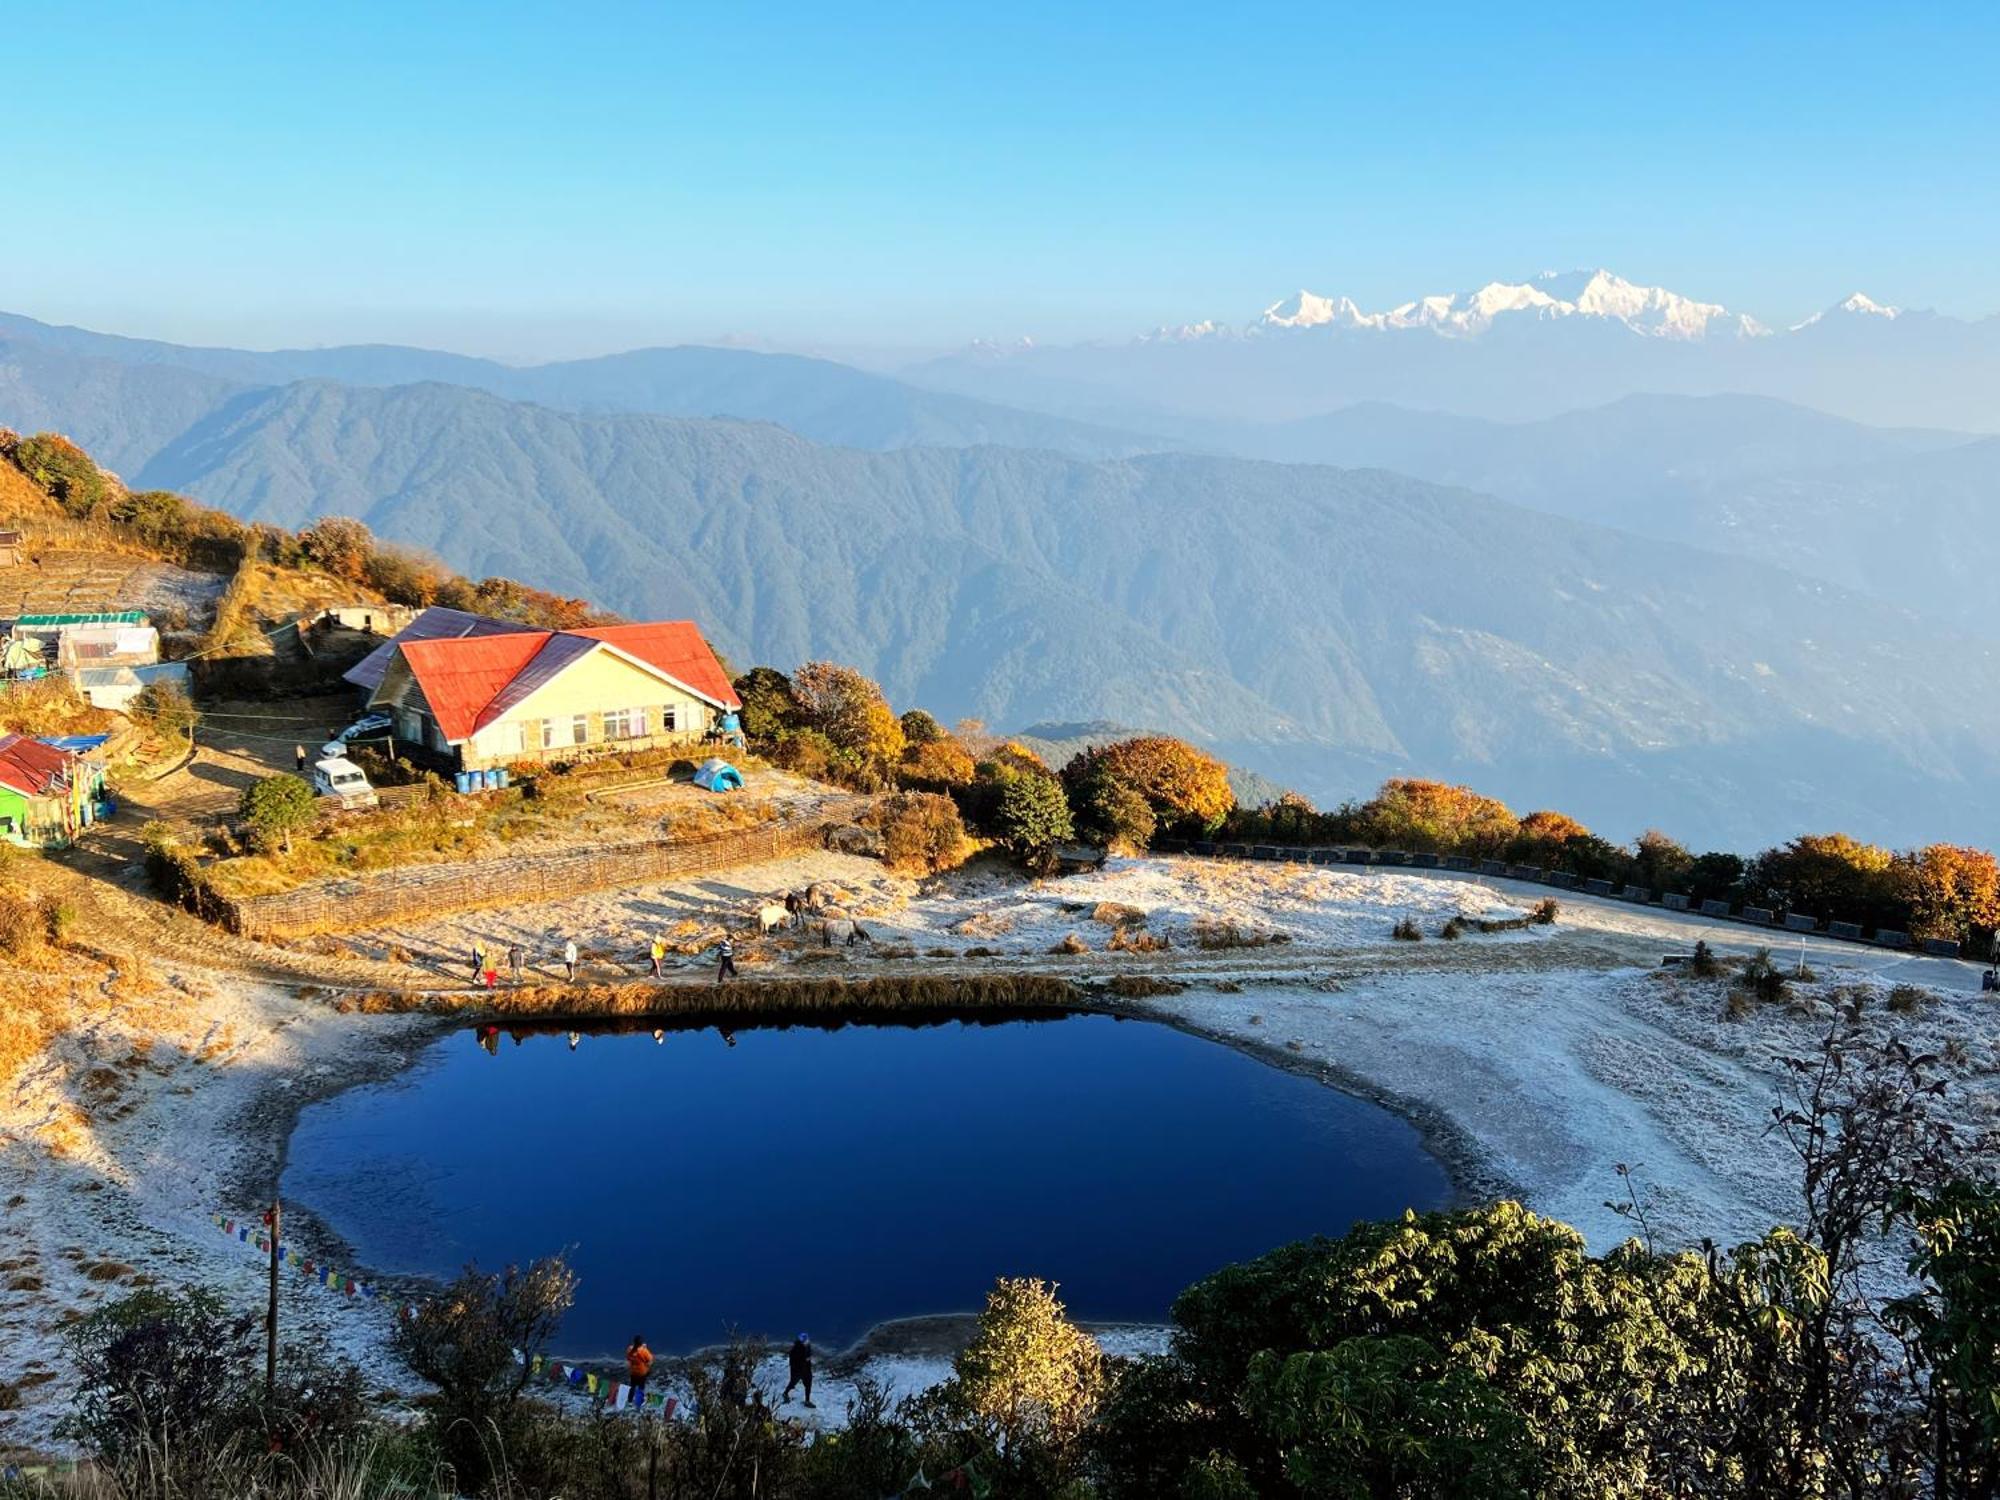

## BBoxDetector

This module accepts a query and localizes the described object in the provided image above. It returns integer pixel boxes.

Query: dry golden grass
[1191,918,1291,950]
[1104,975,1185,998]
[355,971,1081,1020]
[0,676,115,739]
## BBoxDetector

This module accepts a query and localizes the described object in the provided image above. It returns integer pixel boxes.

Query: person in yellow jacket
[649,935,666,978]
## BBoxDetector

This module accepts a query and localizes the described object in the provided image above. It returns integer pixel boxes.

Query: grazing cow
[756,903,789,935]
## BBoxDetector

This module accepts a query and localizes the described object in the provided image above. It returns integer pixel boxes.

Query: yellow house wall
[461,646,716,768]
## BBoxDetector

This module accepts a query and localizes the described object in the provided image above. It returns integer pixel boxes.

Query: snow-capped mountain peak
[1259,291,1382,330]
[1249,269,1758,341]
[1788,292,1903,331]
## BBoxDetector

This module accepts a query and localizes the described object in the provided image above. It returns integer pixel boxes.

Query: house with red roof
[352,608,741,771]
[0,733,106,846]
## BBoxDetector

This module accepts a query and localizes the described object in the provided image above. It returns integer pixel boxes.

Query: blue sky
[3,1,1996,358]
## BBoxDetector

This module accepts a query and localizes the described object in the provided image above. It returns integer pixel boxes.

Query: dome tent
[693,758,744,792]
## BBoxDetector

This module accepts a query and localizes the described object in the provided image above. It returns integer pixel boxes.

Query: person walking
[481,951,498,989]
[563,938,579,983]
[294,743,307,773]
[625,1333,653,1411]
[715,934,737,983]
[649,935,665,978]
[471,940,487,984]
[783,1333,814,1408]
[508,941,524,985]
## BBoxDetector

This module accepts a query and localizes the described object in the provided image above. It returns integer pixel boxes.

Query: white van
[310,755,379,808]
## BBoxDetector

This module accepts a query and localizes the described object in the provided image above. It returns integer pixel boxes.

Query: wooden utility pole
[264,1200,281,1396]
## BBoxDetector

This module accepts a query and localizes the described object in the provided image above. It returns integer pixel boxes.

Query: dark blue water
[283,1013,1448,1357]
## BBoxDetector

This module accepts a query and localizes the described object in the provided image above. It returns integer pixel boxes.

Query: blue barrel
[454,771,472,794]
[477,769,496,791]
[491,767,510,790]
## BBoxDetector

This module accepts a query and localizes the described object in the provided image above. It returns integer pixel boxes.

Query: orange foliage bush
[1073,736,1233,833]
[1354,778,1518,855]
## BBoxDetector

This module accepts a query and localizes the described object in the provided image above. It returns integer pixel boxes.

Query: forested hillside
[6,317,2000,847]
[95,377,2000,850]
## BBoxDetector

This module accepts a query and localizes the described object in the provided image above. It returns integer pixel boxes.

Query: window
[571,714,589,746]
[540,719,557,751]
[661,705,678,734]
[602,707,645,740]
[496,722,526,756]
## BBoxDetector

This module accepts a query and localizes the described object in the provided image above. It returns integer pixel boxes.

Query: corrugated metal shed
[0,734,75,796]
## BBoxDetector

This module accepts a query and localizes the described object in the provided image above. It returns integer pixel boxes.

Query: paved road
[1446,869,1993,994]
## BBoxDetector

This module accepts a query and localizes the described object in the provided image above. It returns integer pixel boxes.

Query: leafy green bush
[1066,757,1156,853]
[15,432,107,516]
[996,772,1074,872]
[129,679,198,740]
[238,773,318,853]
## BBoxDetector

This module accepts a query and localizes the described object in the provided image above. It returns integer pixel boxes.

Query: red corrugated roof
[574,622,741,710]
[391,620,739,743]
[397,633,547,741]
[0,733,75,797]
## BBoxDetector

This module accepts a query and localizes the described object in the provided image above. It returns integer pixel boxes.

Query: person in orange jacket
[626,1333,654,1410]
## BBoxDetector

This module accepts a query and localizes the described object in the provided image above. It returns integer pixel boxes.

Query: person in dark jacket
[716,935,737,982]
[783,1333,813,1407]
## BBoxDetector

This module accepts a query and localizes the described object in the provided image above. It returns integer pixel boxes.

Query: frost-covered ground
[4,851,1993,1456]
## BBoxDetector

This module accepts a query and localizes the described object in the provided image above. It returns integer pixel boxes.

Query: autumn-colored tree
[901,734,975,789]
[791,661,906,767]
[297,516,375,582]
[877,791,969,874]
[1070,736,1234,835]
[1898,843,2000,947]
[1519,810,1590,844]
[1507,809,1590,868]
[1355,779,1518,855]
[986,740,1051,778]
[357,542,452,607]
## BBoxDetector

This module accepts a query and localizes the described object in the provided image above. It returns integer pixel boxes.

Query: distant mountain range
[1232,393,2000,635]
[0,310,1154,463]
[911,269,2000,429]
[2,306,1997,850]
